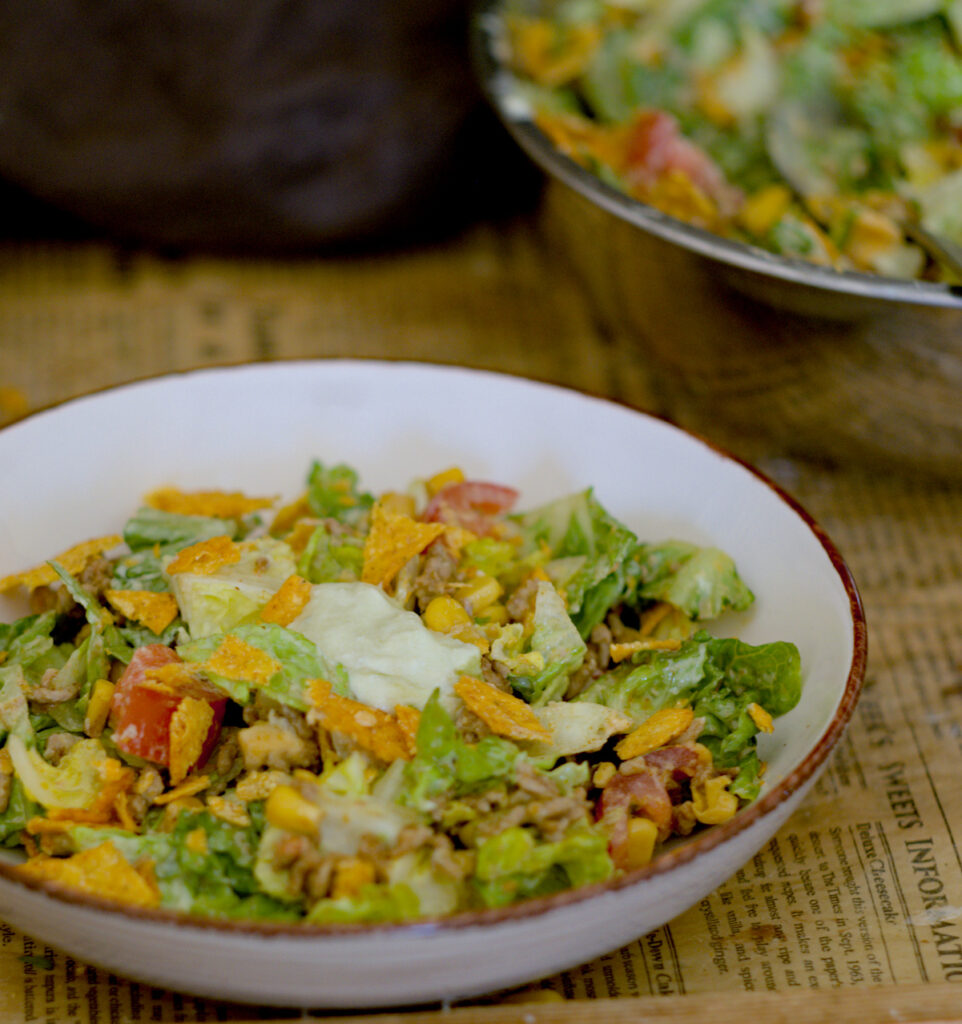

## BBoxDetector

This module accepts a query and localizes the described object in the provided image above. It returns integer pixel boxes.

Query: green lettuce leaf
[399,691,518,813]
[306,883,420,924]
[509,581,586,706]
[305,460,373,526]
[632,541,755,620]
[473,825,613,908]
[113,507,236,592]
[577,631,801,799]
[178,621,347,708]
[515,489,639,638]
[296,523,364,583]
[167,537,296,638]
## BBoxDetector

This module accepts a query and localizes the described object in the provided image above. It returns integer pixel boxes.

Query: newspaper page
[0,463,960,1021]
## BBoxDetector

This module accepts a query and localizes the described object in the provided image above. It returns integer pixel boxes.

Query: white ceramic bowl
[0,360,865,1008]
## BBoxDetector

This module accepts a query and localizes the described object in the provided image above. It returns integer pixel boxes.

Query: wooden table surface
[1,202,961,1023]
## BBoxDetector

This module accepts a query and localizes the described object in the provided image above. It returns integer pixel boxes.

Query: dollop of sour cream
[289,582,481,712]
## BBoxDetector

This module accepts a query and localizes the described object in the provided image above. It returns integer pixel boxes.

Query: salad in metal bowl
[0,461,801,924]
[500,0,962,282]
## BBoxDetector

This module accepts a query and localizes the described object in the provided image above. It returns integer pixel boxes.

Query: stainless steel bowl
[473,4,962,477]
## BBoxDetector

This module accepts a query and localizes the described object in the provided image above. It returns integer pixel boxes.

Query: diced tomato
[110,644,226,771]
[624,110,740,215]
[598,770,672,870]
[422,481,519,536]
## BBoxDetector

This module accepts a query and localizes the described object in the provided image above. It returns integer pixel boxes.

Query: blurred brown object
[0,0,533,250]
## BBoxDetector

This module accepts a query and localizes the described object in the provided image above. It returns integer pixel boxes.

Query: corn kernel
[592,762,617,788]
[185,827,208,855]
[422,595,471,632]
[738,184,793,237]
[330,857,376,900]
[692,776,739,825]
[461,574,503,615]
[265,785,322,835]
[616,706,695,761]
[425,467,464,497]
[479,603,509,628]
[84,678,115,737]
[624,817,659,870]
[747,702,774,734]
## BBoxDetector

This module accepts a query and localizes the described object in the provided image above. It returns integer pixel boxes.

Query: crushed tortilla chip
[361,501,445,588]
[394,704,421,758]
[17,841,160,908]
[46,757,135,824]
[104,588,179,635]
[270,493,312,535]
[165,535,241,576]
[610,638,682,662]
[205,634,282,686]
[144,661,205,693]
[454,675,551,743]
[260,574,312,627]
[144,486,276,519]
[307,680,412,762]
[283,519,321,556]
[168,698,215,785]
[0,535,122,593]
[153,775,211,806]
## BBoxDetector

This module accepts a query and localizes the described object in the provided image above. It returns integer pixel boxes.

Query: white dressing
[289,582,481,712]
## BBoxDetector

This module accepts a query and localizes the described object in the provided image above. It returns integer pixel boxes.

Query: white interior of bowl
[0,361,863,1004]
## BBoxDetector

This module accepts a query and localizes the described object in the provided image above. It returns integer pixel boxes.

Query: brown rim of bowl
[470,0,962,312]
[0,359,868,939]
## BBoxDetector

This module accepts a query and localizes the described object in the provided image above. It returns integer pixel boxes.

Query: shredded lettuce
[473,825,613,909]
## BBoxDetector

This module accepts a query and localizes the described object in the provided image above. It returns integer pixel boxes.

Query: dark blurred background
[0,0,539,252]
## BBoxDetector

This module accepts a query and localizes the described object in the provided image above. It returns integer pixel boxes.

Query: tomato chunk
[110,644,226,771]
[422,481,519,535]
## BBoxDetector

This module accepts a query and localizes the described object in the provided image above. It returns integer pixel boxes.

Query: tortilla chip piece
[153,775,211,806]
[454,675,551,743]
[394,704,421,758]
[18,841,160,908]
[307,680,411,762]
[144,661,206,693]
[270,493,313,535]
[0,535,122,593]
[361,501,445,587]
[104,589,179,635]
[145,486,276,519]
[284,519,322,556]
[169,697,215,785]
[260,574,312,627]
[205,634,282,686]
[609,638,682,663]
[165,535,241,576]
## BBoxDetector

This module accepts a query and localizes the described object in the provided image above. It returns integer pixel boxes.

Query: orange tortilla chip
[145,486,276,519]
[144,661,206,693]
[361,501,445,587]
[0,535,122,593]
[284,519,321,556]
[260,574,312,627]
[165,535,241,576]
[18,841,160,908]
[270,493,313,535]
[394,704,421,758]
[104,589,179,635]
[454,675,550,743]
[45,758,135,824]
[307,680,411,762]
[205,634,282,686]
[168,697,214,785]
[153,775,211,806]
